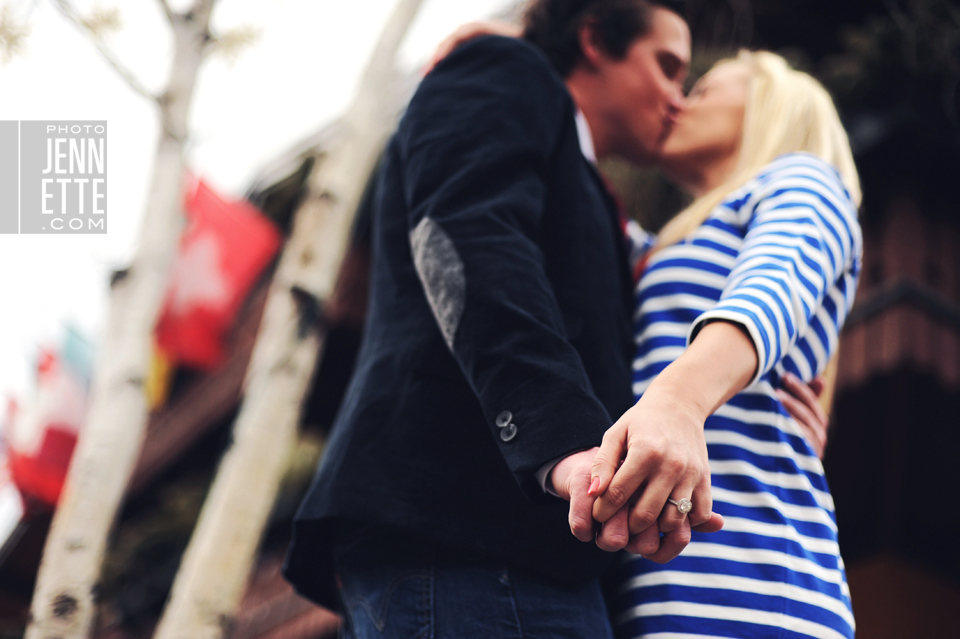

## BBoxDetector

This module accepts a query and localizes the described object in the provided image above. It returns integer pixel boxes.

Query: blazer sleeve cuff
[487,374,611,501]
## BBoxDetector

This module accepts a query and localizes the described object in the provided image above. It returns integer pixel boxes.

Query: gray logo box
[20,121,107,234]
[0,121,17,234]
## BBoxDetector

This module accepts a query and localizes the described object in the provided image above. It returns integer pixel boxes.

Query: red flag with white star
[155,177,282,371]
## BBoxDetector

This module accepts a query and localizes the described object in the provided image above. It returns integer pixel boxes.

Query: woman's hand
[776,372,829,458]
[424,20,523,74]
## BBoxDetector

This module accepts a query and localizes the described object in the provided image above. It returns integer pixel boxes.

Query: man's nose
[669,81,686,106]
[666,95,684,125]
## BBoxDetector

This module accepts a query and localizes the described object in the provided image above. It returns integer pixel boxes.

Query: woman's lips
[655,117,677,150]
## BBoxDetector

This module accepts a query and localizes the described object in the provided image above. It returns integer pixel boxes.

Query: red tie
[598,173,648,285]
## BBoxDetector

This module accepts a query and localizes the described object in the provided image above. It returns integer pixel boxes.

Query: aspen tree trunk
[26,3,217,638]
[151,1,425,637]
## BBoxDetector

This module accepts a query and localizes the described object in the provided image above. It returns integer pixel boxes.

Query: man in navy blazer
[286,1,705,636]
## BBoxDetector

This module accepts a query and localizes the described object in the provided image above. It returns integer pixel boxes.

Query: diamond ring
[667,497,693,515]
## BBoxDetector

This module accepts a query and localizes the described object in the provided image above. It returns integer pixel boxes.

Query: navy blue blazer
[285,36,635,608]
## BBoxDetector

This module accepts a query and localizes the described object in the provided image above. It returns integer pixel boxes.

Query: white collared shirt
[575,110,597,164]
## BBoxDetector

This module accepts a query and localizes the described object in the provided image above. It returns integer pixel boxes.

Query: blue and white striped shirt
[610,153,862,639]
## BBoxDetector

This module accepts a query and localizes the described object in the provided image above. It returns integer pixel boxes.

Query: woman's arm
[424,20,522,74]
[587,320,755,561]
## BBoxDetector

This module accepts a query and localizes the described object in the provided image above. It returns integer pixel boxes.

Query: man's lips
[655,118,676,149]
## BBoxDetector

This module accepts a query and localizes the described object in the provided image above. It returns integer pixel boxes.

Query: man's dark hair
[523,0,687,77]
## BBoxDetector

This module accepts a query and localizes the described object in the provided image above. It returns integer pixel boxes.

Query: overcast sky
[0,0,512,403]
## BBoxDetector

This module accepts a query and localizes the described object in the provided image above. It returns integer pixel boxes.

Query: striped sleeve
[688,155,861,385]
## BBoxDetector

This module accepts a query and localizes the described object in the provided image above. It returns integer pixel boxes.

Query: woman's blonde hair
[654,50,861,250]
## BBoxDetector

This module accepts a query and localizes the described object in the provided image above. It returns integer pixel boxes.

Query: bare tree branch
[0,5,32,63]
[50,0,159,103]
[156,0,176,25]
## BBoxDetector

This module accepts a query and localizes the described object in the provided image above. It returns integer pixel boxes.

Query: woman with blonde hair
[601,49,861,638]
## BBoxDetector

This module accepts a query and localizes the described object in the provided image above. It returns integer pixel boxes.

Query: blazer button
[500,423,517,442]
[496,411,513,428]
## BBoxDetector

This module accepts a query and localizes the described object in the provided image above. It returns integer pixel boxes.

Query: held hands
[553,321,754,562]
[550,323,830,562]
[590,383,723,562]
[549,432,723,563]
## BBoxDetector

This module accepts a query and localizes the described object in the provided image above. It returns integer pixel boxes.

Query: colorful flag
[5,326,92,508]
[145,339,175,410]
[154,176,282,371]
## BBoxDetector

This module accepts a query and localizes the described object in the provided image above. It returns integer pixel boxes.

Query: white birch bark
[150,1,425,638]
[26,2,217,638]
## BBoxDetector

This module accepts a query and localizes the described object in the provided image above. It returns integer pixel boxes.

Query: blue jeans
[332,523,614,639]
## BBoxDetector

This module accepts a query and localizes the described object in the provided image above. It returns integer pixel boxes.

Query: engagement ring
[667,497,693,515]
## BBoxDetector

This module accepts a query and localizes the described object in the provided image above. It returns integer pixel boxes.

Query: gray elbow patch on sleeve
[410,216,465,350]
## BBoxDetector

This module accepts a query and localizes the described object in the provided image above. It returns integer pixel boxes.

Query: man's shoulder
[401,35,573,147]
[444,34,552,68]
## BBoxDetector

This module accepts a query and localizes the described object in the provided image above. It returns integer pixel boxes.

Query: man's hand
[550,448,637,551]
[550,448,608,543]
[776,372,829,458]
[608,511,723,563]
